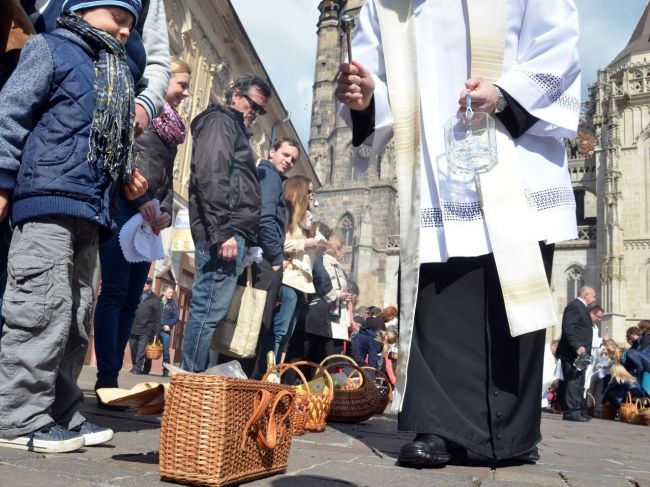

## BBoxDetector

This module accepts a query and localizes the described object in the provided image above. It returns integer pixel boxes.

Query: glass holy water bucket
[443,111,498,175]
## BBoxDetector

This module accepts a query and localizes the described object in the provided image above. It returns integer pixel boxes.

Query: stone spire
[610,1,650,67]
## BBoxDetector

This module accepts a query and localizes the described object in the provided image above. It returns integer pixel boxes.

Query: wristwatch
[494,85,507,114]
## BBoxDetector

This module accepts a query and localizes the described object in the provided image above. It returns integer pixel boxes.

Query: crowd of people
[0,0,401,456]
[546,286,650,420]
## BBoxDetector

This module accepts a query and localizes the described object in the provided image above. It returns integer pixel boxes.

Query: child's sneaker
[70,421,114,446]
[0,423,84,453]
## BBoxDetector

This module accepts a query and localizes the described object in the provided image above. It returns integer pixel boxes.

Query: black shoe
[130,369,142,375]
[562,413,588,422]
[511,447,540,463]
[581,414,592,421]
[397,434,450,468]
[94,379,129,412]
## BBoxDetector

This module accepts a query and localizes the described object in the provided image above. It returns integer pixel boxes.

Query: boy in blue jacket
[0,0,147,453]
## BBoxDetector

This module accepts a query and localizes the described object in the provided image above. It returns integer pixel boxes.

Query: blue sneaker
[70,421,113,446]
[0,423,84,453]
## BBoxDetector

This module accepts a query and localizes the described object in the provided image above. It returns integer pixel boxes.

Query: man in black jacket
[129,278,162,375]
[181,75,271,373]
[240,137,299,378]
[556,286,597,421]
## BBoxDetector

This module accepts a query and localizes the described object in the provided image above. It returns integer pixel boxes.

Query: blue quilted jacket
[0,29,129,242]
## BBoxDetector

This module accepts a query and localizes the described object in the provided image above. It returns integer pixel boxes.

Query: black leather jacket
[133,126,175,215]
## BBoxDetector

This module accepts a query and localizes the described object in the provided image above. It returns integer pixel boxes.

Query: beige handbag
[210,266,267,358]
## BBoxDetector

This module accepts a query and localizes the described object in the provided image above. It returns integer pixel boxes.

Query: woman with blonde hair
[323,234,353,342]
[93,56,192,401]
[263,176,321,360]
[601,363,646,408]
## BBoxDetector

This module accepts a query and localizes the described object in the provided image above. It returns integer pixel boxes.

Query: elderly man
[556,286,597,422]
[181,75,271,373]
[337,0,580,467]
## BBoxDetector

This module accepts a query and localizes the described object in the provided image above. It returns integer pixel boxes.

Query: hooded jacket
[188,104,260,247]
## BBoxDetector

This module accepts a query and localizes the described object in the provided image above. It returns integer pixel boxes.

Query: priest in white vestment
[337,0,580,467]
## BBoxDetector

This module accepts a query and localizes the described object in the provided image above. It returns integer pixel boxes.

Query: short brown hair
[271,136,299,152]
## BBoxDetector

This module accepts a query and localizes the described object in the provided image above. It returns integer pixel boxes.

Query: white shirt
[347,0,581,263]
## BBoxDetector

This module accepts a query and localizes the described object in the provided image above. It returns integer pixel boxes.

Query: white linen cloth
[119,199,165,263]
[347,0,581,263]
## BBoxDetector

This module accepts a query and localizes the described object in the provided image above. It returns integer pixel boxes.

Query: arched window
[566,265,585,303]
[338,213,354,246]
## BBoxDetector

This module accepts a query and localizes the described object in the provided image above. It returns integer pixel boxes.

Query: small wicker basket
[262,361,333,435]
[632,398,650,426]
[619,392,638,423]
[599,402,616,420]
[585,392,595,417]
[160,374,295,487]
[145,336,163,360]
[320,354,377,423]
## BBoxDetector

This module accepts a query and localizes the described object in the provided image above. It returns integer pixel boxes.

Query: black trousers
[558,359,587,416]
[129,334,148,372]
[399,244,553,460]
[221,259,283,379]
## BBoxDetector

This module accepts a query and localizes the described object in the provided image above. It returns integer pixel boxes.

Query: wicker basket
[632,398,650,426]
[145,336,163,360]
[619,392,638,423]
[362,366,393,414]
[262,361,333,435]
[320,354,377,423]
[599,402,616,420]
[160,374,295,487]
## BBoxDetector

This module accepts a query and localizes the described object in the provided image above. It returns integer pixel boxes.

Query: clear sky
[231,0,648,146]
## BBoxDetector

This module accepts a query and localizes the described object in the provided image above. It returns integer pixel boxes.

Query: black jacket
[189,105,260,247]
[557,298,593,362]
[296,254,334,338]
[131,290,162,337]
[133,126,175,215]
[257,160,286,266]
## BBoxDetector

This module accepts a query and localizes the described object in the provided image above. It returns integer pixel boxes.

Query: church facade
[309,0,650,343]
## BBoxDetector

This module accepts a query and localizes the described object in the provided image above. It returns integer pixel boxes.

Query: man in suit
[556,286,597,421]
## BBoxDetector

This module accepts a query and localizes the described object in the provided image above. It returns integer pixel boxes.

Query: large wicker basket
[320,354,377,423]
[160,374,295,487]
[263,361,333,435]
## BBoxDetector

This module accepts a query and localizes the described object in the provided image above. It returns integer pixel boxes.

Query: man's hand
[134,103,150,138]
[576,346,586,356]
[272,264,282,271]
[0,189,10,222]
[138,200,157,222]
[151,212,172,232]
[336,61,375,111]
[123,168,148,200]
[162,325,171,333]
[218,236,238,262]
[459,77,499,113]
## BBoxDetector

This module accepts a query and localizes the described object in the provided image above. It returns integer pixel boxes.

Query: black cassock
[399,244,554,460]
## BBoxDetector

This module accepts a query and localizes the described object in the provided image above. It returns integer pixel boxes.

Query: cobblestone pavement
[0,366,648,487]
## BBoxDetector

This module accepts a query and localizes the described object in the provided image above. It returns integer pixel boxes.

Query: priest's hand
[459,77,499,113]
[337,61,375,111]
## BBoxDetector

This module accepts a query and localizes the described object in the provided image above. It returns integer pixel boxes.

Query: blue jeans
[352,328,382,369]
[93,199,151,383]
[160,330,171,365]
[262,285,301,361]
[181,234,248,373]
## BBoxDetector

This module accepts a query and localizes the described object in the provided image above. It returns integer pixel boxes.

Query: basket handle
[240,389,295,450]
[284,361,335,398]
[319,354,358,368]
[262,363,312,394]
[625,391,633,404]
[361,366,392,393]
[257,390,294,450]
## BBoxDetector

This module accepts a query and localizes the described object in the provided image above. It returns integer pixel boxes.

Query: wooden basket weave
[262,361,333,435]
[632,398,650,426]
[320,354,377,423]
[585,392,595,417]
[160,374,295,487]
[362,366,393,414]
[619,392,638,423]
[599,402,616,420]
[145,337,163,360]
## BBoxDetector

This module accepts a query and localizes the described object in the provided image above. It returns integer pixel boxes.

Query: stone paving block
[493,468,566,486]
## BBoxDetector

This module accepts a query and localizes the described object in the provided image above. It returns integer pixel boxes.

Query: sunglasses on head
[240,93,267,116]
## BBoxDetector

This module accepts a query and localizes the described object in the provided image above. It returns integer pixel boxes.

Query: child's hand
[0,189,10,222]
[123,168,148,200]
